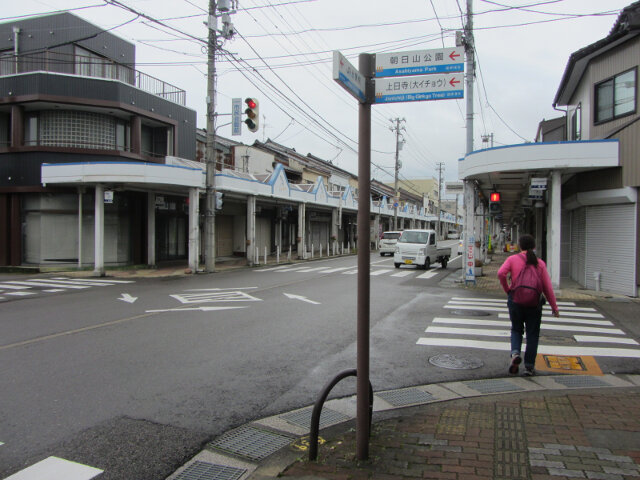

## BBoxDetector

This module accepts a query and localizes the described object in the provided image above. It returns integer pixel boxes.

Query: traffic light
[489,191,502,215]
[244,98,259,133]
[215,191,224,210]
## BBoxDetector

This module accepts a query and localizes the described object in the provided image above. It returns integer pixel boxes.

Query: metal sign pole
[356,52,372,461]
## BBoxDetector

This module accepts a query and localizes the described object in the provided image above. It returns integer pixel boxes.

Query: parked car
[379,231,402,256]
[447,230,460,240]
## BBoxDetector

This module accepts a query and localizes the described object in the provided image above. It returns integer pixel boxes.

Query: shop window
[595,68,636,123]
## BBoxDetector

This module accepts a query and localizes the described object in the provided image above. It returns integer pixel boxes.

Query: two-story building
[0,12,200,274]
[459,0,639,296]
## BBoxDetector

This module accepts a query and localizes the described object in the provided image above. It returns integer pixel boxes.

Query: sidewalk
[163,252,640,480]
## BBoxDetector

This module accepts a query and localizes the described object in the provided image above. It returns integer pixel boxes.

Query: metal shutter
[570,207,586,286]
[586,203,636,296]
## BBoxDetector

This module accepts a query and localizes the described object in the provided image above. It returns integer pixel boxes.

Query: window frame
[594,67,637,125]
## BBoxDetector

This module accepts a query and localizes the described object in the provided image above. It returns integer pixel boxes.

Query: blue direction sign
[374,74,463,104]
[332,51,366,103]
[231,98,242,136]
[375,47,463,78]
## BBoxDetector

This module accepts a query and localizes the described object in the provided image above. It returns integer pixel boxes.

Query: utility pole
[463,0,475,282]
[204,0,218,273]
[390,118,405,230]
[204,0,235,272]
[436,162,444,239]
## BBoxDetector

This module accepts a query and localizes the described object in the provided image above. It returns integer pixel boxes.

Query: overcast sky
[2,0,633,196]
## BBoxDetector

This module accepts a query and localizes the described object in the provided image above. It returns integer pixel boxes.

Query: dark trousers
[507,294,542,368]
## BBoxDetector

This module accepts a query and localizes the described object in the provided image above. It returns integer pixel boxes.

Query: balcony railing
[0,51,186,106]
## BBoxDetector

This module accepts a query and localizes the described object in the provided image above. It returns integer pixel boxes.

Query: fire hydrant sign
[374,47,464,77]
[374,74,463,104]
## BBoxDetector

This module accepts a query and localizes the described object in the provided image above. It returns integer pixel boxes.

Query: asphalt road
[1,246,639,479]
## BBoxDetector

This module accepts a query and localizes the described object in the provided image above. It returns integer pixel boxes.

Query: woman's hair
[518,234,538,266]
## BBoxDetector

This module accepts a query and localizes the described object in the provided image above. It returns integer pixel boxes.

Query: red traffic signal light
[244,97,259,133]
[490,192,501,202]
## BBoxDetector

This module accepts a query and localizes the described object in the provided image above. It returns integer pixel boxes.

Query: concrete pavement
[163,252,640,480]
[3,251,640,480]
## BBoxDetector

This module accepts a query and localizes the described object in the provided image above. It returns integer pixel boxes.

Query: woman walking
[497,234,559,376]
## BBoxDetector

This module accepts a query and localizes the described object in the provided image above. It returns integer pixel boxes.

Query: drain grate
[280,407,350,429]
[174,462,246,480]
[463,379,525,394]
[209,425,293,461]
[376,388,435,406]
[553,376,608,388]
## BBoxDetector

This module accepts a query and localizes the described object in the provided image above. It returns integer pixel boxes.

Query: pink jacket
[497,252,559,313]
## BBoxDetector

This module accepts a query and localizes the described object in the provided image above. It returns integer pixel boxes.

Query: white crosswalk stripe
[416,297,640,358]
[254,264,444,280]
[0,277,135,301]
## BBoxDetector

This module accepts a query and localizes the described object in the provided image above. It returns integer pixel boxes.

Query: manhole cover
[449,309,492,316]
[429,353,484,370]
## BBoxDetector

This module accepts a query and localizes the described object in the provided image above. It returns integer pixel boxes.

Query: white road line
[6,291,37,296]
[0,284,31,290]
[443,304,604,318]
[322,267,351,273]
[343,270,358,275]
[5,280,89,289]
[29,279,116,287]
[431,317,624,335]
[416,337,640,358]
[574,335,639,345]
[448,300,596,312]
[256,266,293,272]
[391,271,413,277]
[371,269,390,276]
[497,313,612,326]
[4,456,103,480]
[417,270,439,279]
[450,297,576,307]
[274,266,310,273]
[426,326,510,337]
[43,289,66,293]
[295,267,331,273]
[52,277,134,284]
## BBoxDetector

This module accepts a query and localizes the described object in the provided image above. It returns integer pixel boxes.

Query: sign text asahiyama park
[330,47,465,462]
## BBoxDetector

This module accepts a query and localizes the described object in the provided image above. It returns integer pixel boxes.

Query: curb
[166,374,640,480]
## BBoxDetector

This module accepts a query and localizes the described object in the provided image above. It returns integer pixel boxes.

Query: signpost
[332,51,367,103]
[374,47,464,77]
[331,46,463,462]
[374,74,463,104]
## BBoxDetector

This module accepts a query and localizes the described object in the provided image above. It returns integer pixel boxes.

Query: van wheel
[422,258,430,270]
[380,252,385,256]
[394,263,401,269]
[441,258,448,269]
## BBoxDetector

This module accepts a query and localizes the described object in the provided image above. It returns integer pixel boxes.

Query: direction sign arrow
[449,77,461,87]
[449,50,461,61]
[284,293,321,305]
[118,293,138,304]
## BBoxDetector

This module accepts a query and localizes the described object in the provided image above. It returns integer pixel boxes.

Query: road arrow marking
[283,293,321,305]
[118,293,138,304]
[145,306,246,313]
